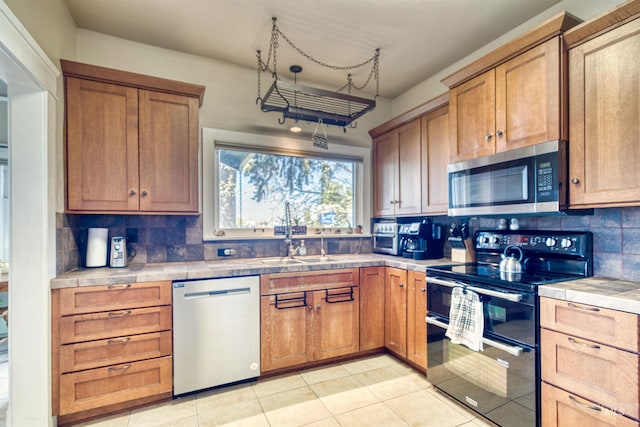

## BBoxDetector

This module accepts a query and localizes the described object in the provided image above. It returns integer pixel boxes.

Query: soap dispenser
[299,240,307,256]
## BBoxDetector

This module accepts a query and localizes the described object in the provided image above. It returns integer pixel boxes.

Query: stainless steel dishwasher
[172,275,260,395]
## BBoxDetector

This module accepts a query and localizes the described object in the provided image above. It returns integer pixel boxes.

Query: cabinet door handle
[142,190,149,196]
[316,304,321,310]
[420,287,426,293]
[107,284,131,290]
[485,133,493,140]
[107,337,131,345]
[496,130,503,137]
[108,310,131,317]
[568,336,600,349]
[571,178,580,184]
[129,189,136,196]
[569,395,601,412]
[567,302,599,312]
[108,364,131,372]
[308,305,313,311]
[399,283,404,288]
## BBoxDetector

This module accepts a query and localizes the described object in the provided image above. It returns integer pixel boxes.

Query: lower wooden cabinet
[59,356,172,415]
[359,266,385,350]
[260,269,360,372]
[385,267,408,357]
[542,382,638,427]
[407,270,427,370]
[52,281,173,421]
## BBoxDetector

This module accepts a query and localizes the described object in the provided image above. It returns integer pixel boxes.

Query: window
[203,128,371,240]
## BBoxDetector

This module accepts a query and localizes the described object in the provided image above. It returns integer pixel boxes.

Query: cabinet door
[373,132,397,217]
[385,267,407,358]
[449,70,496,163]
[313,287,359,360]
[421,106,449,214]
[569,18,640,207]
[541,382,638,427]
[541,329,639,420]
[139,90,200,212]
[495,37,562,152]
[66,77,139,212]
[395,120,422,215]
[260,293,313,372]
[359,267,385,350]
[406,271,427,370]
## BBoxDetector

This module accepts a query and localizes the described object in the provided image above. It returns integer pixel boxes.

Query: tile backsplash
[56,207,640,282]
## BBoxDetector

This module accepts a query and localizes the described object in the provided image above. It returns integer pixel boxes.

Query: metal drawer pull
[569,395,601,412]
[107,284,131,289]
[568,337,600,349]
[108,310,131,317]
[107,337,131,345]
[428,277,523,302]
[567,302,600,312]
[108,364,131,372]
[425,316,523,357]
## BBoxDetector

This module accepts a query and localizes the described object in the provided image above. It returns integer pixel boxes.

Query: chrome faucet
[284,201,300,259]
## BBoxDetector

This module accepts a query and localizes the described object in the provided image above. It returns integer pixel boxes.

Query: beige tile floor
[73,354,496,427]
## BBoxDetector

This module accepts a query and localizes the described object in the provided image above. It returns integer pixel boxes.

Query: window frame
[202,128,372,241]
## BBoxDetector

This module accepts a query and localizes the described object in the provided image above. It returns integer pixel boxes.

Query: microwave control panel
[535,152,558,202]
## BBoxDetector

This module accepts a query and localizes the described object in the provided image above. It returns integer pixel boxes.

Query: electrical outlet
[217,248,236,256]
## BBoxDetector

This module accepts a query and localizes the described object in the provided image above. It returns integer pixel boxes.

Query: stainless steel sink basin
[259,257,305,264]
[298,256,341,263]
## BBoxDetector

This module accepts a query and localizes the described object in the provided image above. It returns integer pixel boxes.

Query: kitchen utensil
[109,236,127,268]
[499,245,524,273]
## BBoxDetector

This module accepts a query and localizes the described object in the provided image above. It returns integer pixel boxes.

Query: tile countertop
[539,277,640,315]
[50,254,454,289]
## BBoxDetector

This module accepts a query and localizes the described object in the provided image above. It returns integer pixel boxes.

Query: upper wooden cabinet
[370,93,449,217]
[373,119,422,217]
[443,12,580,163]
[62,60,205,214]
[566,3,640,208]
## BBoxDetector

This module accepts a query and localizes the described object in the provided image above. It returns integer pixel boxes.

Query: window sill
[203,233,371,242]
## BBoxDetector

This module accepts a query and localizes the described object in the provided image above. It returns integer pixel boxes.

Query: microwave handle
[426,316,523,357]
[427,277,523,303]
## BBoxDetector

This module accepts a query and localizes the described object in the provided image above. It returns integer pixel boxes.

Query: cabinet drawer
[542,382,638,427]
[59,306,172,344]
[541,329,639,419]
[260,269,359,295]
[59,281,172,315]
[59,356,172,415]
[60,331,172,373]
[540,297,639,352]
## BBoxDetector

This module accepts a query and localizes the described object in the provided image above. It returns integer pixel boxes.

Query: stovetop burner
[427,229,594,293]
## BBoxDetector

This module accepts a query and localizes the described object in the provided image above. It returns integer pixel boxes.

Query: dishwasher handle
[184,287,251,299]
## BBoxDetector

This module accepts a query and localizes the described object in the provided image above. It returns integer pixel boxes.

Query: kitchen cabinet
[62,60,205,214]
[372,119,422,217]
[443,12,580,163]
[260,269,359,372]
[406,270,427,370]
[420,105,449,214]
[52,281,173,423]
[385,267,407,358]
[566,9,640,208]
[540,297,640,424]
[359,266,385,350]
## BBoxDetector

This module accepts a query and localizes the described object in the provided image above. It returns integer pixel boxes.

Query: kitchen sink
[298,256,341,263]
[259,257,305,264]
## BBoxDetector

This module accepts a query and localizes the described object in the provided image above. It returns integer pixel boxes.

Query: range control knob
[545,237,557,247]
[490,235,500,245]
[561,238,573,249]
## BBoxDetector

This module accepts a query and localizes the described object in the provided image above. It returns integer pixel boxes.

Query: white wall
[392,0,623,116]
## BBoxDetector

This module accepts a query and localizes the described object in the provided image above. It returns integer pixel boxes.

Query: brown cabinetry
[385,267,407,357]
[540,297,640,424]
[359,266,385,350]
[62,60,204,214]
[448,37,565,163]
[260,269,360,372]
[52,281,173,422]
[567,10,640,208]
[421,106,450,214]
[373,119,422,217]
[406,270,427,370]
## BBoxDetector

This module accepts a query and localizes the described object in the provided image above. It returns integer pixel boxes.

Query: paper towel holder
[86,227,109,267]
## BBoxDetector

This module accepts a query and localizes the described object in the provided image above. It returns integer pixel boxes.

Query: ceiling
[63,0,561,99]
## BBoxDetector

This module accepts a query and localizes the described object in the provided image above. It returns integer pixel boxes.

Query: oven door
[427,316,536,427]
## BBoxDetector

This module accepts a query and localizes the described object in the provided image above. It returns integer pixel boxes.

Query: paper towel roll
[86,228,108,267]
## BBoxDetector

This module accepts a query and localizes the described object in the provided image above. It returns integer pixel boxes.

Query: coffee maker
[398,220,444,260]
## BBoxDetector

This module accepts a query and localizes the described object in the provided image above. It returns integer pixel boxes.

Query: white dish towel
[445,287,484,351]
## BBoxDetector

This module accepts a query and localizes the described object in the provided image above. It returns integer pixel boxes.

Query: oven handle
[426,316,524,357]
[427,277,523,302]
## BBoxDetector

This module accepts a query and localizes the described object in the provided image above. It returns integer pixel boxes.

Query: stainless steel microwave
[448,140,567,216]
